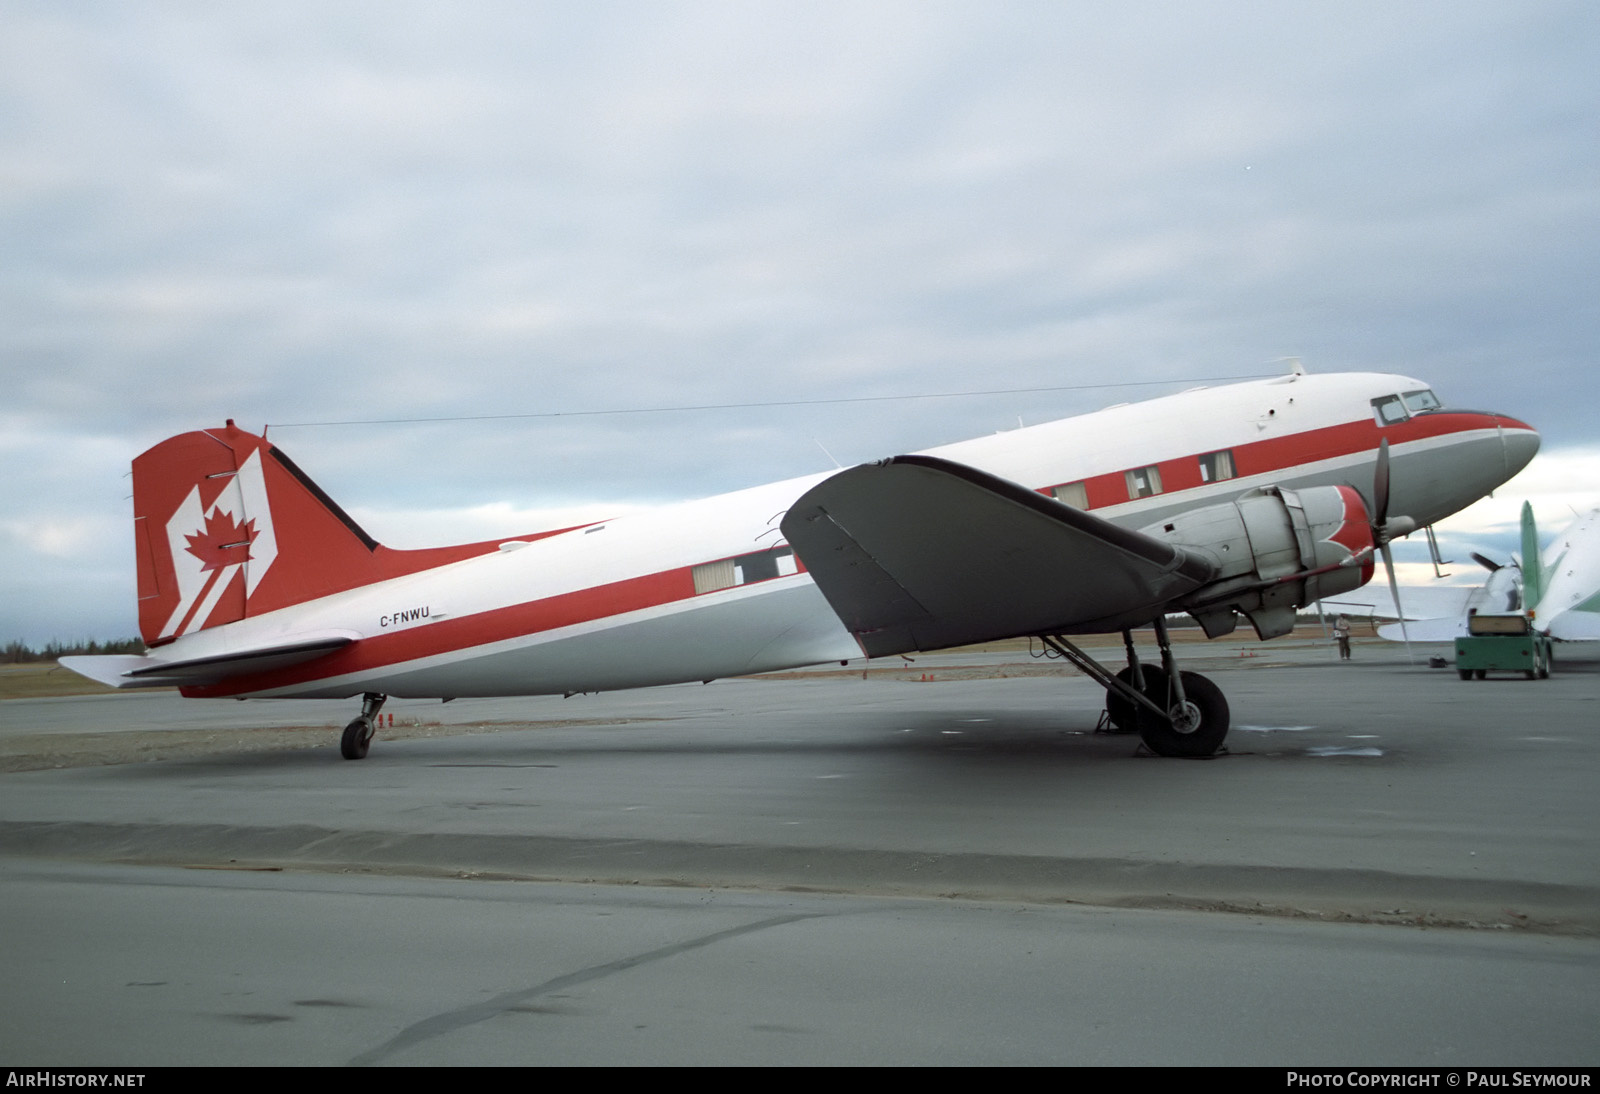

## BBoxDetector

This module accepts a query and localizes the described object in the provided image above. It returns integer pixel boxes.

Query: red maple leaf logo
[184,508,258,573]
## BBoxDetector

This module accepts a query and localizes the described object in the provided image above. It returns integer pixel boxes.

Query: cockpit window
[1372,395,1409,426]
[1402,389,1441,414]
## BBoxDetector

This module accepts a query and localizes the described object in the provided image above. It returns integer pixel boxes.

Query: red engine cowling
[1138,485,1376,639]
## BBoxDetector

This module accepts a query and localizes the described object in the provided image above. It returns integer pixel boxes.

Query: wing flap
[780,455,1217,657]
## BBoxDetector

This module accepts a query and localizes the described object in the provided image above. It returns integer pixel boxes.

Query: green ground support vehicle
[1453,613,1552,680]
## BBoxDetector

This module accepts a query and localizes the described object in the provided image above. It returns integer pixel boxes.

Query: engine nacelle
[1137,485,1376,640]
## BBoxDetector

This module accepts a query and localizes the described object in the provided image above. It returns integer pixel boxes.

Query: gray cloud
[3,1,1597,643]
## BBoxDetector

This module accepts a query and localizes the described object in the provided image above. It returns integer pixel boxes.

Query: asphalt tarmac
[3,639,1598,1065]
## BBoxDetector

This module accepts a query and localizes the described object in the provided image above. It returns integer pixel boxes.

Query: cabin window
[1199,450,1235,483]
[692,546,797,594]
[1372,395,1409,425]
[1050,481,1088,508]
[735,546,797,583]
[1125,465,1163,499]
[692,559,736,594]
[1402,389,1441,415]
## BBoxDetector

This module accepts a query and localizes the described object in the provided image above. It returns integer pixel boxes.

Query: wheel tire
[1106,666,1165,733]
[1136,670,1229,758]
[1476,670,1487,680]
[1458,669,1471,681]
[340,718,372,760]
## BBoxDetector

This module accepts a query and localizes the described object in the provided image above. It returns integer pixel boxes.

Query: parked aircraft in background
[63,367,1538,760]
[1518,504,1600,641]
[1376,503,1600,643]
[1334,559,1525,643]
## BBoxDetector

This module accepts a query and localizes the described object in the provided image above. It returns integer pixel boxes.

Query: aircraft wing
[779,455,1218,657]
[1545,612,1600,641]
[1376,617,1469,643]
[1320,584,1490,622]
[60,632,356,689]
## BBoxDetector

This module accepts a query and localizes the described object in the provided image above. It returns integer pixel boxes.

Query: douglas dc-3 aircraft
[63,368,1539,760]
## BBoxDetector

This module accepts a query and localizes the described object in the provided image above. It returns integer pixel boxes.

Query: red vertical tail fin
[133,422,386,645]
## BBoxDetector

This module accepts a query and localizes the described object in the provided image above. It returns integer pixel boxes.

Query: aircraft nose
[1497,416,1541,480]
[1391,409,1541,528]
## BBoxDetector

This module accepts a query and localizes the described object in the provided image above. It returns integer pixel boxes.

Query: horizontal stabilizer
[779,455,1216,657]
[61,633,357,689]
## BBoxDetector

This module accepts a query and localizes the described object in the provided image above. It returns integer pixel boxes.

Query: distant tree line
[3,639,145,664]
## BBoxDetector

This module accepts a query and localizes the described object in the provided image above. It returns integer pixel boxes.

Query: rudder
[133,422,386,645]
[1520,501,1543,613]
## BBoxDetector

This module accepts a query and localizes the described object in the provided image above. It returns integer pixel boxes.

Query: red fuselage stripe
[1045,411,1518,507]
[185,567,698,696]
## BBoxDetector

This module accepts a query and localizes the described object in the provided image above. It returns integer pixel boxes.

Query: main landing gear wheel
[340,692,387,760]
[1040,629,1231,759]
[340,718,375,760]
[1105,666,1167,733]
[1136,671,1230,758]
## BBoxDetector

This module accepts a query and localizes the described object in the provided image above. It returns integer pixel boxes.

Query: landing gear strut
[1043,619,1230,758]
[1104,629,1158,733]
[340,692,387,760]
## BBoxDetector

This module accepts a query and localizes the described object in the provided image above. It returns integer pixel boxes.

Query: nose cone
[1498,416,1541,481]
[1383,410,1540,529]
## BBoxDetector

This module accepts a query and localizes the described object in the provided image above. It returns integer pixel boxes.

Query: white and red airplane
[63,367,1539,759]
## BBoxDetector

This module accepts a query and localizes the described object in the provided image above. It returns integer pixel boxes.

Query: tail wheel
[1137,671,1230,758]
[1105,666,1166,733]
[340,718,374,760]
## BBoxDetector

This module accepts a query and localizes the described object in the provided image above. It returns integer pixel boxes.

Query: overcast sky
[3,1,1598,645]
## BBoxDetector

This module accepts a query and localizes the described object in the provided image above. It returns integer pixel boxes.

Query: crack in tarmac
[346,911,824,1066]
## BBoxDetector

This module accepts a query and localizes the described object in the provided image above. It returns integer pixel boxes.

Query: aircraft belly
[245,579,858,699]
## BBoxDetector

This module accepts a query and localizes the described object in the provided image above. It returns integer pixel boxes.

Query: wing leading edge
[779,455,1219,657]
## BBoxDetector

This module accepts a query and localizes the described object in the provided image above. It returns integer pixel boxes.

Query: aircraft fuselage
[95,371,1541,700]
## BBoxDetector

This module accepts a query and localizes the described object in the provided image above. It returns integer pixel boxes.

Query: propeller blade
[1382,542,1414,662]
[1373,438,1391,530]
[1470,551,1503,573]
